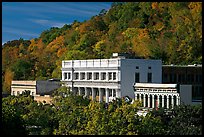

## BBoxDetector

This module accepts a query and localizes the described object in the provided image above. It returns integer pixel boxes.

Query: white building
[134,83,192,109]
[61,53,162,103]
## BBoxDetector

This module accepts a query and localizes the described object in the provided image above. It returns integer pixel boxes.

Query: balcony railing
[62,59,121,68]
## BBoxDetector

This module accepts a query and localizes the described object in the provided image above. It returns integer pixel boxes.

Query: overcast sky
[2,2,112,44]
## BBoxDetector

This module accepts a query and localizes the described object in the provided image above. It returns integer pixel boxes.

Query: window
[135,73,140,83]
[178,74,182,82]
[113,90,116,97]
[94,73,99,80]
[80,73,85,80]
[68,73,71,79]
[109,90,112,97]
[136,66,139,69]
[163,73,168,83]
[87,73,92,80]
[108,72,112,80]
[147,73,152,83]
[64,72,67,80]
[101,72,106,80]
[191,74,194,83]
[148,66,151,69]
[113,72,116,80]
[74,73,79,80]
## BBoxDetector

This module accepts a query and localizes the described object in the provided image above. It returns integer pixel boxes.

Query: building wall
[162,65,202,102]
[11,81,37,96]
[34,95,52,104]
[120,59,162,99]
[61,58,162,101]
[11,80,61,96]
[36,80,61,95]
[179,85,192,105]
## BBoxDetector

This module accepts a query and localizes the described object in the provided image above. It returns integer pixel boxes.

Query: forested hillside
[2,2,202,93]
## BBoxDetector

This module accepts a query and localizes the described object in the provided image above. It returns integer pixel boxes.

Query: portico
[134,83,180,109]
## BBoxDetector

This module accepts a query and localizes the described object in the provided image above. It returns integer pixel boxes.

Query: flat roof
[162,64,202,67]
[134,83,178,88]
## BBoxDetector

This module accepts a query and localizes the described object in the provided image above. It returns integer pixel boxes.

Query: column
[176,96,180,105]
[105,88,109,103]
[152,95,155,108]
[99,72,101,81]
[92,72,94,80]
[167,96,169,109]
[92,88,96,101]
[84,87,88,97]
[144,94,146,107]
[79,72,81,81]
[85,72,87,80]
[157,95,160,108]
[106,72,108,81]
[79,87,82,96]
[148,95,150,108]
[139,94,141,102]
[171,95,174,108]
[99,88,103,102]
[162,95,164,108]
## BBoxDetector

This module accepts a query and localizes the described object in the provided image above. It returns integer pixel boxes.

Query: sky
[2,2,112,45]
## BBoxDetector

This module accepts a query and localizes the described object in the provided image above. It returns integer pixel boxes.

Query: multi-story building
[61,53,162,103]
[162,64,202,103]
[134,83,193,109]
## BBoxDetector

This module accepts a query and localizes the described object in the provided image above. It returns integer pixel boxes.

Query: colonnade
[72,87,120,103]
[135,92,180,109]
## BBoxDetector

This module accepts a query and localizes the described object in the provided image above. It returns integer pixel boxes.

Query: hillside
[2,2,202,93]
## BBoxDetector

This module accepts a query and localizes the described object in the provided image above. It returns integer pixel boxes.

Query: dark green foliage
[11,59,34,80]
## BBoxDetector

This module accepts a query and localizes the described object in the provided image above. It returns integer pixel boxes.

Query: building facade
[162,64,202,103]
[61,54,162,103]
[11,80,61,96]
[134,83,192,109]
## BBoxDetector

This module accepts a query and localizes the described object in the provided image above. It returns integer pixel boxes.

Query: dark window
[87,73,92,80]
[64,73,67,80]
[109,90,112,97]
[135,73,140,83]
[192,86,202,100]
[195,74,199,82]
[163,73,168,83]
[148,66,151,69]
[81,73,85,80]
[191,74,194,83]
[101,73,106,80]
[178,74,182,83]
[94,73,99,80]
[75,73,79,80]
[113,72,116,80]
[148,73,152,83]
[169,74,172,83]
[68,73,71,79]
[136,66,139,69]
[113,90,116,97]
[108,72,112,80]
[187,74,191,83]
[199,75,202,83]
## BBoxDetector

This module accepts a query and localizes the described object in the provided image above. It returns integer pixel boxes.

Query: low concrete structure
[11,79,61,103]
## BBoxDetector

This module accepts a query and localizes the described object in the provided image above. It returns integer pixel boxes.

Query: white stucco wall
[120,59,162,99]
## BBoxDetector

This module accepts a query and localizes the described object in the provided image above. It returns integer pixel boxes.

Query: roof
[134,83,178,88]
